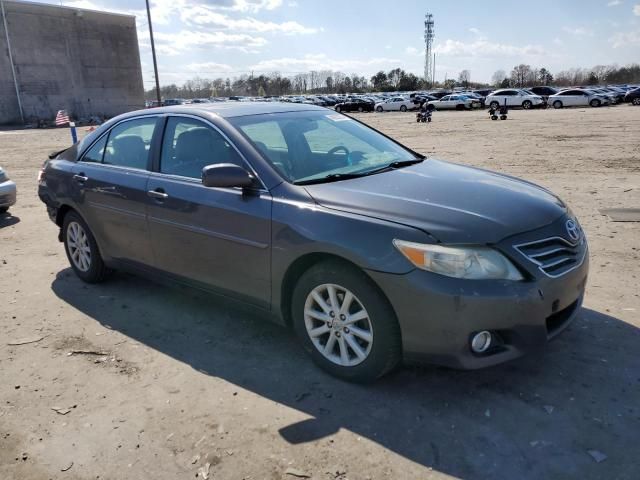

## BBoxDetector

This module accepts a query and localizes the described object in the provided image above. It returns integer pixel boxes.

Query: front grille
[514,236,586,278]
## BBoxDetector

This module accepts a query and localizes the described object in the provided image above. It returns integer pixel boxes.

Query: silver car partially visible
[0,166,17,213]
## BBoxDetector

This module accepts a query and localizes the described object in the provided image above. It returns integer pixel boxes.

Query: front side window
[160,117,243,179]
[103,117,157,170]
[232,111,420,184]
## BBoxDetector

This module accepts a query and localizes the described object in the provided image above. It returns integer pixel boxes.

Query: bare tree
[458,69,471,87]
[491,70,507,86]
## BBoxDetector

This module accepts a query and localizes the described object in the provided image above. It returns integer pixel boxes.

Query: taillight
[37,161,47,184]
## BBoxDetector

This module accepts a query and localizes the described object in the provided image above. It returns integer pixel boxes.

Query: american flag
[55,110,70,126]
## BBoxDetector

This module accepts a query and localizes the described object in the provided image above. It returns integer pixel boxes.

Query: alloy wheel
[66,221,92,272]
[304,283,373,367]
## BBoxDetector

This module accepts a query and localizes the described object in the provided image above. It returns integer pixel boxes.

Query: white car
[426,94,480,110]
[486,89,544,109]
[0,166,17,214]
[548,89,609,109]
[374,96,414,112]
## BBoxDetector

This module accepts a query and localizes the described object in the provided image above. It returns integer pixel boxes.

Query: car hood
[303,159,566,244]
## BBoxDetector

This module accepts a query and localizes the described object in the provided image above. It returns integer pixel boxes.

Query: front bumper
[0,180,17,208]
[368,218,589,369]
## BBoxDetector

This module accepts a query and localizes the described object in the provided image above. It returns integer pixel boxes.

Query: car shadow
[0,212,20,228]
[51,269,640,479]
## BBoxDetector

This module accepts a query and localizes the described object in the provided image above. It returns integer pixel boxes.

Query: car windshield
[230,110,421,184]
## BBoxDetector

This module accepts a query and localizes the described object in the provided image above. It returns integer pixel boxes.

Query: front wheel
[553,100,563,109]
[292,261,402,383]
[400,105,407,112]
[357,106,364,113]
[335,106,342,113]
[522,100,532,109]
[633,98,640,106]
[0,206,8,214]
[376,106,383,112]
[590,99,601,108]
[63,211,108,283]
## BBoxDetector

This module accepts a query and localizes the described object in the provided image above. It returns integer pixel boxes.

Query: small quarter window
[82,135,107,163]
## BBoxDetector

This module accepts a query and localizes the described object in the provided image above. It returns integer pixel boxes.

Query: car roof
[136,101,327,119]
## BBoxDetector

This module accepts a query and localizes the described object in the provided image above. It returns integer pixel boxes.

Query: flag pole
[145,0,161,105]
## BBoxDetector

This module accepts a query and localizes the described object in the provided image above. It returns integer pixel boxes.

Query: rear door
[72,116,159,266]
[146,115,272,307]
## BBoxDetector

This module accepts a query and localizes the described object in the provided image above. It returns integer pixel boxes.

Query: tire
[335,106,341,113]
[400,105,407,112]
[633,98,640,106]
[590,99,601,108]
[62,211,108,283]
[522,100,532,109]
[427,117,431,123]
[357,106,364,113]
[489,101,500,109]
[553,100,563,109]
[292,261,402,383]
[376,106,383,112]
[427,104,435,111]
[491,115,498,120]
[0,206,8,214]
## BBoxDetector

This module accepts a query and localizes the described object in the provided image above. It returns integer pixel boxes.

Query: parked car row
[144,84,640,112]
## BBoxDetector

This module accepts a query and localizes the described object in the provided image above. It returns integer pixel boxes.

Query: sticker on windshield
[326,114,352,122]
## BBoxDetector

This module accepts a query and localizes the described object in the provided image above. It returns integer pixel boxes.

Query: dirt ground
[1,106,639,480]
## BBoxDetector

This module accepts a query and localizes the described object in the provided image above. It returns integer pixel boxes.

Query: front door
[146,116,272,307]
[72,116,159,265]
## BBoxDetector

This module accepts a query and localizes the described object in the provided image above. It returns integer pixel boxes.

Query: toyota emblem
[566,219,580,242]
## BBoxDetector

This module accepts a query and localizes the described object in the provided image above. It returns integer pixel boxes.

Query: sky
[24,0,640,87]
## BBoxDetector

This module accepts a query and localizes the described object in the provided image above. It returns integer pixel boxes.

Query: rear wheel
[376,106,383,112]
[62,211,108,283]
[590,99,601,108]
[400,105,407,112]
[292,261,402,382]
[522,100,532,109]
[335,106,342,113]
[553,100,563,109]
[357,106,364,112]
[633,98,640,106]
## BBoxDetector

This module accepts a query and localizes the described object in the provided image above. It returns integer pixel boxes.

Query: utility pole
[1,0,24,124]
[145,0,161,104]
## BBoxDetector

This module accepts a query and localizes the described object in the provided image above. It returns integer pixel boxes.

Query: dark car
[334,98,374,113]
[624,87,640,105]
[38,103,588,382]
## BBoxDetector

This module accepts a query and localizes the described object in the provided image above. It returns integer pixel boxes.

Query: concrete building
[0,0,144,125]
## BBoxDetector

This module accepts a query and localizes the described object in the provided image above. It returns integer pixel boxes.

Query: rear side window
[82,136,107,163]
[103,118,157,170]
[160,117,243,179]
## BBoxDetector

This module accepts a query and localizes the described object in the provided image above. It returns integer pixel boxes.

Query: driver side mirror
[202,163,254,189]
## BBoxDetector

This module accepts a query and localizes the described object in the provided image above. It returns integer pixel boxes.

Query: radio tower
[424,13,435,86]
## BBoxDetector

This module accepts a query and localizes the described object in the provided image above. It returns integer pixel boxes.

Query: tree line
[146,63,640,99]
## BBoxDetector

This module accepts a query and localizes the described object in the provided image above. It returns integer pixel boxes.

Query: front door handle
[73,174,88,183]
[147,189,168,200]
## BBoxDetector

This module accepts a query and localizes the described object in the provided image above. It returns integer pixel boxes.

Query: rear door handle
[147,189,168,200]
[73,174,88,183]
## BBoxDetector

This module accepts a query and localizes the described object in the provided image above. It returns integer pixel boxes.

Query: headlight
[393,240,523,280]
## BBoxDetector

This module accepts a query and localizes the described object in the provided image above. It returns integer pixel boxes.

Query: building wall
[0,0,144,125]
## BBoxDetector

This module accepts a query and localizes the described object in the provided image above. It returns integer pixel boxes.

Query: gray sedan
[38,103,588,382]
[0,166,17,213]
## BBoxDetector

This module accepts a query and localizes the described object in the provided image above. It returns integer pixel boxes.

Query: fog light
[471,331,492,353]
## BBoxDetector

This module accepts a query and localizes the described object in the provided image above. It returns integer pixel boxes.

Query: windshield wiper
[293,158,425,186]
[294,172,369,186]
[359,158,424,175]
